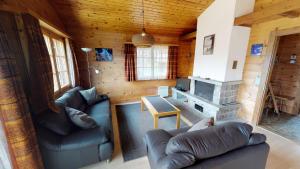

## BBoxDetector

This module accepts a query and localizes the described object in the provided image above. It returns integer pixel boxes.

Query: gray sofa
[145,122,269,169]
[35,87,114,169]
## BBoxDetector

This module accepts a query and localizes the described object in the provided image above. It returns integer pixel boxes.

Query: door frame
[252,26,300,125]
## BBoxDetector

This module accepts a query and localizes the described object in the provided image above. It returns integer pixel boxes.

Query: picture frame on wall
[203,34,215,55]
[95,48,113,62]
[251,44,263,56]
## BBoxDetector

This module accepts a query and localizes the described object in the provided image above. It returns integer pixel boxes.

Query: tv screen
[175,78,190,92]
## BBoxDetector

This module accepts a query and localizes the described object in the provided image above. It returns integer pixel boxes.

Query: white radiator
[158,86,169,97]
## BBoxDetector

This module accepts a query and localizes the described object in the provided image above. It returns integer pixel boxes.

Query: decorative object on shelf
[95,48,113,62]
[251,43,263,56]
[290,54,297,64]
[203,34,215,55]
[131,0,155,47]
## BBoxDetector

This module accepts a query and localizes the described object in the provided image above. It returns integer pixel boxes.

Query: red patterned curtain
[22,14,57,113]
[124,44,136,81]
[167,46,178,79]
[0,11,44,169]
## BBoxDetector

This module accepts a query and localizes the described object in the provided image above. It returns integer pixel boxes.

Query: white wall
[225,26,251,81]
[193,0,254,82]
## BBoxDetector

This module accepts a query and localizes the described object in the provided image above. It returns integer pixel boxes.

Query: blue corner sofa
[35,87,114,169]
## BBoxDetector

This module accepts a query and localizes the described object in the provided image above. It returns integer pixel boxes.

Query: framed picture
[95,48,113,62]
[203,34,215,55]
[251,44,263,56]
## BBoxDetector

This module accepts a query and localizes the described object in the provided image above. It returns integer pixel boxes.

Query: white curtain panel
[0,121,12,169]
[136,45,168,80]
[65,39,76,87]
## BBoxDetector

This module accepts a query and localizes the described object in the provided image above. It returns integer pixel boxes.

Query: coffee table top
[144,96,177,113]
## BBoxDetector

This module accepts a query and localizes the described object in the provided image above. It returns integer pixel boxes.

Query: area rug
[116,99,203,162]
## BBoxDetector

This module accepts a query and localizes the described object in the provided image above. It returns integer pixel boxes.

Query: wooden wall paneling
[189,39,196,75]
[270,34,300,115]
[177,41,193,78]
[73,31,195,104]
[238,14,300,123]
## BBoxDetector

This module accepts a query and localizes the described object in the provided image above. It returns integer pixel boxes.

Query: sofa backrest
[55,87,86,112]
[166,122,253,160]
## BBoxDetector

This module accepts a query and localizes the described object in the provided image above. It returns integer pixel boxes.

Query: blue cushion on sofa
[79,87,99,105]
[65,107,97,129]
[56,87,86,111]
[86,100,111,133]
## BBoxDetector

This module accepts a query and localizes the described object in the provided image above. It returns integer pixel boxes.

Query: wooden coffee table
[141,96,181,129]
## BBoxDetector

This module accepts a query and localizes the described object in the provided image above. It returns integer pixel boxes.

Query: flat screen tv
[175,78,190,92]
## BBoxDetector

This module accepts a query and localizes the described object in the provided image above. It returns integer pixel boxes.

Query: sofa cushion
[79,87,99,105]
[86,100,111,133]
[248,133,266,146]
[166,122,253,160]
[37,109,75,135]
[61,126,109,150]
[65,107,97,129]
[56,87,86,111]
[145,129,196,169]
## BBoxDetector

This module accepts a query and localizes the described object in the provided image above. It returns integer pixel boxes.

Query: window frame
[136,45,169,81]
[42,28,72,96]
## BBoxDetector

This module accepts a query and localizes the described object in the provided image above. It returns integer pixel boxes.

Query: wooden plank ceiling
[50,0,213,36]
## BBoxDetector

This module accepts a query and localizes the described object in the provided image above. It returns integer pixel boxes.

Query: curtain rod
[124,42,179,46]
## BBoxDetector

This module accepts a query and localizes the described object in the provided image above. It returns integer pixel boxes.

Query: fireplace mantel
[188,76,242,86]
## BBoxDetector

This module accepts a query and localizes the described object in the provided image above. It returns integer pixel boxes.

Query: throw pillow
[79,87,98,105]
[37,109,75,135]
[188,117,214,132]
[65,107,97,129]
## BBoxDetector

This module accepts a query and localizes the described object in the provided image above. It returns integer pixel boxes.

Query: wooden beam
[279,11,300,18]
[235,0,300,26]
[180,31,197,41]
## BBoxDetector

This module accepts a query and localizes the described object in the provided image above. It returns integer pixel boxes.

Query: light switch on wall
[232,60,238,69]
[255,75,261,86]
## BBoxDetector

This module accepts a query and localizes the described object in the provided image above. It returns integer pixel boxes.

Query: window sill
[135,79,172,81]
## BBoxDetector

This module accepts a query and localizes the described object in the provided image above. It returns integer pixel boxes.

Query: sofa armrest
[158,153,195,169]
[144,129,172,165]
[61,126,109,150]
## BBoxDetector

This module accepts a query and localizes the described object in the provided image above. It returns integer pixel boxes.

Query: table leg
[154,115,158,129]
[176,112,180,129]
[141,100,144,112]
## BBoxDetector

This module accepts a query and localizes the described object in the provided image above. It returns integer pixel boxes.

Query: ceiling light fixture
[132,0,155,48]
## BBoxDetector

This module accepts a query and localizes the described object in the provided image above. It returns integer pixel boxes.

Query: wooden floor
[81,103,300,169]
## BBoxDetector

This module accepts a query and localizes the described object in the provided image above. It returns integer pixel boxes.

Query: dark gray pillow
[248,133,266,145]
[166,122,253,160]
[79,87,98,105]
[37,109,75,135]
[65,107,97,129]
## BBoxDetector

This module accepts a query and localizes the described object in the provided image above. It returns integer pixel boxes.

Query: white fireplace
[171,0,254,121]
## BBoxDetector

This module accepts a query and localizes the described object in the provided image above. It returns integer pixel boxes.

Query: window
[136,45,168,80]
[43,30,71,93]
